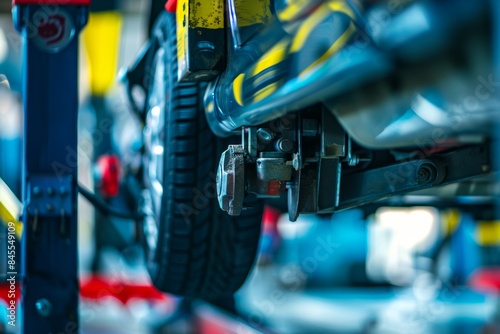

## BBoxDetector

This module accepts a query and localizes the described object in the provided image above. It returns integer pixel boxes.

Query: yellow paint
[245,40,289,103]
[253,69,277,87]
[177,0,189,76]
[441,209,461,236]
[252,39,289,76]
[253,82,279,102]
[476,221,500,246]
[279,0,354,23]
[230,0,357,105]
[83,11,122,96]
[0,178,22,239]
[299,21,356,76]
[189,0,224,29]
[327,0,355,19]
[234,38,288,106]
[233,73,245,106]
[290,5,330,53]
[278,0,310,22]
[235,0,272,26]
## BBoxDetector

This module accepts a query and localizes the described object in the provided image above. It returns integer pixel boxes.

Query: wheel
[141,13,263,301]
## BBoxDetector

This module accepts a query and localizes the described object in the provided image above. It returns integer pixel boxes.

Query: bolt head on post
[35,299,52,317]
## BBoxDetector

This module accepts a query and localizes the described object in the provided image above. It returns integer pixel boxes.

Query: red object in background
[0,283,21,303]
[259,205,282,263]
[469,268,500,294]
[165,0,178,13]
[13,0,90,5]
[96,154,120,197]
[262,205,281,234]
[80,275,169,305]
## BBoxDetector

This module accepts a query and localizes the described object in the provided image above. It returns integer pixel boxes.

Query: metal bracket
[242,127,258,159]
[321,109,345,159]
[317,108,345,212]
[338,145,491,211]
[27,176,73,218]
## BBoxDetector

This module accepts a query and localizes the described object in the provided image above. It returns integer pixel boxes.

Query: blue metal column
[12,3,88,333]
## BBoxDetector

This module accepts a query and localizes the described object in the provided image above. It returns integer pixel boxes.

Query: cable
[77,183,144,220]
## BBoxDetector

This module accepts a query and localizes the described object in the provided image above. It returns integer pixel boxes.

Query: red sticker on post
[31,8,75,53]
[165,0,178,13]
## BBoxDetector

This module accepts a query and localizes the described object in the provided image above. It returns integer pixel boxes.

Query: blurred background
[1,0,500,333]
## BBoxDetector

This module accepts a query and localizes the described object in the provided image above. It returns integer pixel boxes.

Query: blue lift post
[12,1,89,332]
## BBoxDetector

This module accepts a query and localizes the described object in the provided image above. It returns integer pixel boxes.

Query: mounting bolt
[46,187,54,196]
[277,138,294,153]
[256,128,274,143]
[416,163,438,184]
[59,187,67,196]
[35,299,52,317]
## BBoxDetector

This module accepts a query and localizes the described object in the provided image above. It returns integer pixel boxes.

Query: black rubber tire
[143,13,263,301]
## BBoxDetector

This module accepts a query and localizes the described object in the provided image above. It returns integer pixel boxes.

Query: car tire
[142,13,263,301]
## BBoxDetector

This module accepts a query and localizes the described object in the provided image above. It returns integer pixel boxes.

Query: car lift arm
[12,1,89,332]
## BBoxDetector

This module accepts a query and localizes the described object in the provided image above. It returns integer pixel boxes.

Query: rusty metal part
[256,157,293,181]
[217,145,245,216]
